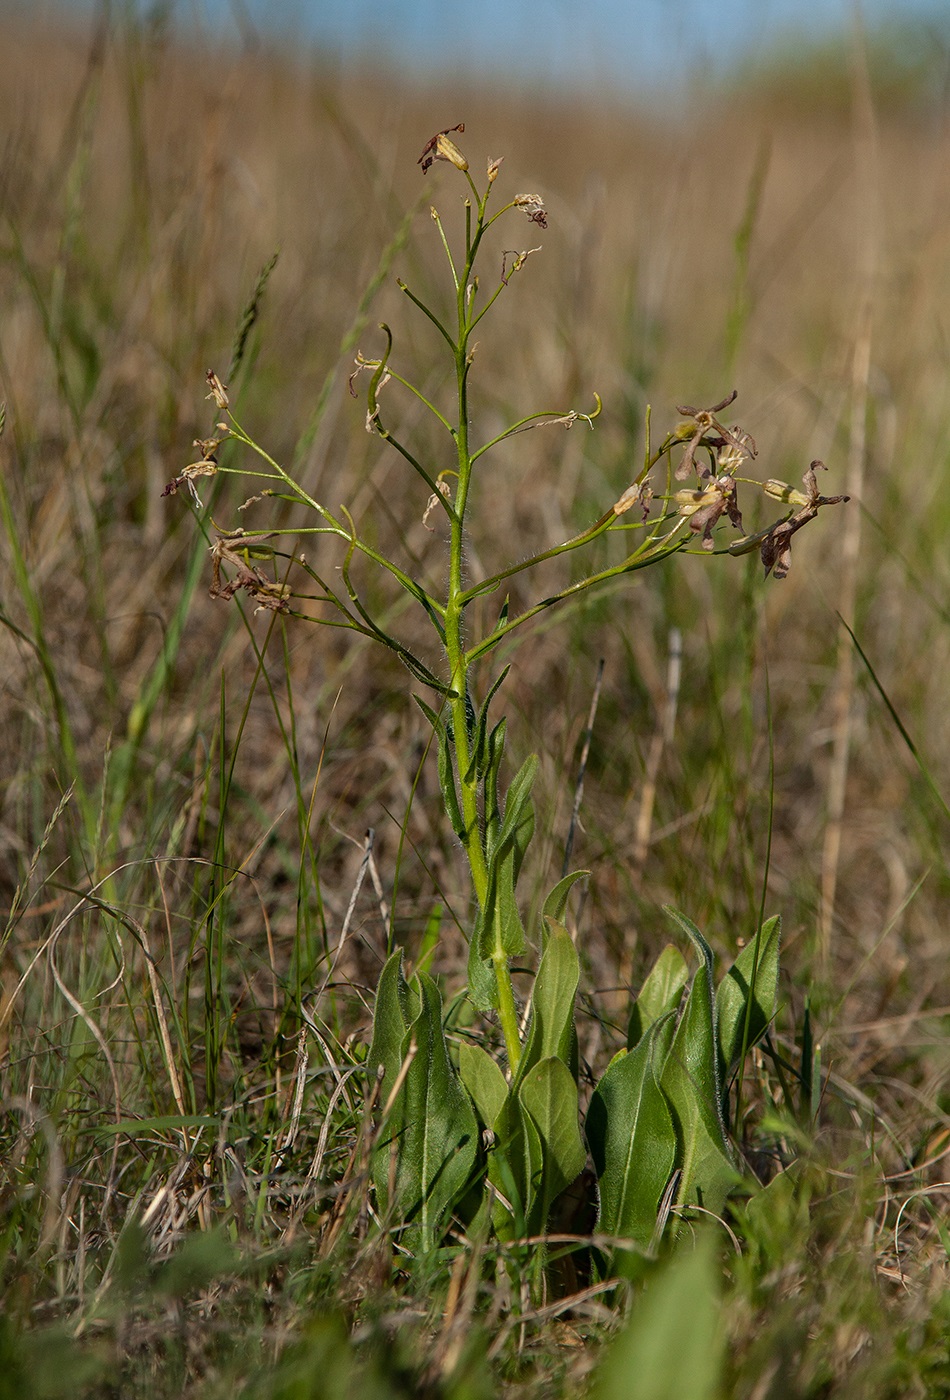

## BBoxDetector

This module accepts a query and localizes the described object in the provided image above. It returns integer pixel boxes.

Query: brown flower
[673,391,756,481]
[513,193,548,229]
[676,473,743,550]
[759,460,850,580]
[209,530,291,613]
[205,370,229,410]
[418,123,466,174]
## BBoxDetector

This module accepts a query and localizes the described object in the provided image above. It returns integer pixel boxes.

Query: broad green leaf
[628,944,689,1050]
[458,1040,508,1130]
[370,966,479,1249]
[495,1096,541,1239]
[367,950,411,1098]
[592,1234,724,1400]
[519,1056,586,1232]
[660,959,739,1217]
[587,1016,677,1254]
[466,919,497,1012]
[716,915,781,1083]
[516,919,579,1086]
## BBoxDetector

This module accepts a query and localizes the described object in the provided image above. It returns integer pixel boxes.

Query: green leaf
[466,919,497,1012]
[367,950,411,1097]
[628,944,690,1050]
[587,1016,677,1255]
[458,1040,508,1130]
[592,1234,724,1400]
[475,753,538,965]
[483,717,507,844]
[490,1093,538,1238]
[519,1056,586,1231]
[541,870,590,929]
[516,919,579,1085]
[369,961,479,1249]
[716,915,781,1084]
[487,753,538,864]
[464,666,510,784]
[413,696,464,841]
[486,925,583,1237]
[659,934,739,1217]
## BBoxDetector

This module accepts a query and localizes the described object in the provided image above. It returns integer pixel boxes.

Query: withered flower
[418,123,466,174]
[161,436,223,506]
[209,530,291,613]
[612,480,653,523]
[513,194,548,229]
[205,370,229,410]
[673,390,756,481]
[501,246,541,285]
[758,460,850,580]
[676,473,743,550]
[422,478,453,531]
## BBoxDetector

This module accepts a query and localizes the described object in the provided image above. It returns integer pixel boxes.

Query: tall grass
[1,7,950,1395]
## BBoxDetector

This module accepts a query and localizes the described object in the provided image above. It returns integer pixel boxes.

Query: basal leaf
[370,968,479,1250]
[716,915,781,1085]
[367,949,411,1100]
[588,1016,677,1254]
[628,944,689,1050]
[516,919,579,1086]
[660,961,739,1218]
[458,1040,508,1130]
[519,1056,587,1233]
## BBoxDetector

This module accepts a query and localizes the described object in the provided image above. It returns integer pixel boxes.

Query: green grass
[2,7,950,1396]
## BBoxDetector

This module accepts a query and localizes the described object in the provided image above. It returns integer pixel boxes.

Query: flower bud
[763,479,809,506]
[435,134,468,171]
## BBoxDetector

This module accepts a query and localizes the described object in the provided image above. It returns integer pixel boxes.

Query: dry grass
[2,7,950,1395]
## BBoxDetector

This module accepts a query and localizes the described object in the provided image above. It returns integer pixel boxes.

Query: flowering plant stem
[442,175,524,1068]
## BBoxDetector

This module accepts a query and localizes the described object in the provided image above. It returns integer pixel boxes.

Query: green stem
[442,181,523,1071]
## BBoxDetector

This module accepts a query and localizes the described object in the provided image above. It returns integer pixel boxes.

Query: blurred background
[24,0,950,97]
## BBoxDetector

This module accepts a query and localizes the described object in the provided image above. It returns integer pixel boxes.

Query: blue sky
[37,0,950,94]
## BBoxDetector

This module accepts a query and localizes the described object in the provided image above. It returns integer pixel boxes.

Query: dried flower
[501,247,541,285]
[758,460,850,580]
[673,391,756,481]
[514,194,548,229]
[423,478,453,530]
[487,156,503,183]
[612,480,653,522]
[676,473,743,550]
[418,123,466,174]
[205,370,229,410]
[209,530,291,613]
[161,436,224,507]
